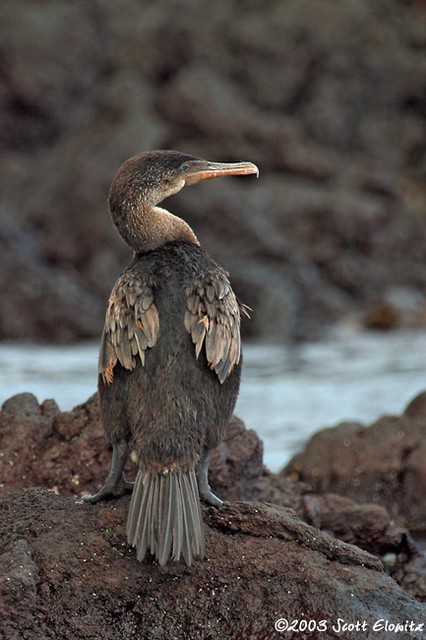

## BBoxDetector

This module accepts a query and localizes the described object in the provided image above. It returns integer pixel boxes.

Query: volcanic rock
[2,489,426,640]
[1,391,426,611]
[284,391,426,531]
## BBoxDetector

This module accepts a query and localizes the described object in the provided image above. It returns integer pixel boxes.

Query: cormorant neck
[109,199,199,253]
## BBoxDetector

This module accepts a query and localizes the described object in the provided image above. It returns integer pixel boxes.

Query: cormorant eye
[182,164,189,172]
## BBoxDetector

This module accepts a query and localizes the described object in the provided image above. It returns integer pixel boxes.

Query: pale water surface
[1,328,425,472]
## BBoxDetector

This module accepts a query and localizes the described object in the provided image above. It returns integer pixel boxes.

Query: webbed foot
[83,473,134,503]
[196,449,223,508]
[83,439,132,503]
[198,484,223,507]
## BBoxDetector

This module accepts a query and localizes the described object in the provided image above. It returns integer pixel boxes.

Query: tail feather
[127,468,205,566]
[172,476,183,562]
[158,475,173,566]
[130,473,152,561]
[179,475,192,566]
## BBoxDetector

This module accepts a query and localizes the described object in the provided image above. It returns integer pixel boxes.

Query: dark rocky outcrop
[1,391,426,640]
[3,489,425,640]
[1,0,426,341]
[284,391,426,531]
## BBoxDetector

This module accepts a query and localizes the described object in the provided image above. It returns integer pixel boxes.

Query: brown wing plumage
[99,272,159,384]
[184,272,249,384]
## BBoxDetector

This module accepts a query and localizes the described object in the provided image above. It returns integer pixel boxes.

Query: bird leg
[195,449,223,507]
[83,439,134,503]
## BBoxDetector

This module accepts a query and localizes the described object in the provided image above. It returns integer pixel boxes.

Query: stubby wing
[99,272,159,384]
[184,272,249,384]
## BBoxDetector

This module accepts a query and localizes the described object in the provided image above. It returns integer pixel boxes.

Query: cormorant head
[108,150,259,252]
[110,149,259,206]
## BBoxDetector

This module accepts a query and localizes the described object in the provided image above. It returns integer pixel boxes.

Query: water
[1,328,425,472]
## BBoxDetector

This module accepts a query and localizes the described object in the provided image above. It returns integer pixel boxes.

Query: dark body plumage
[84,150,258,566]
[99,241,241,469]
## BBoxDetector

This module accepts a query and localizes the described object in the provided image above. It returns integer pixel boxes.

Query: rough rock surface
[1,0,426,341]
[1,391,426,635]
[3,489,425,640]
[284,391,426,531]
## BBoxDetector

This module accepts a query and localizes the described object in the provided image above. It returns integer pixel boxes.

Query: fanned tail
[127,468,205,566]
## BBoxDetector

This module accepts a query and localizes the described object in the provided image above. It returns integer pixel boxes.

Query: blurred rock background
[1,0,425,342]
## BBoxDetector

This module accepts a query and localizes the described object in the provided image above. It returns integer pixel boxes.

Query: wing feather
[99,271,159,384]
[185,271,247,383]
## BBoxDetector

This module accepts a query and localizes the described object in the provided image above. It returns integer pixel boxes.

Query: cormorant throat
[108,181,198,254]
[115,201,198,254]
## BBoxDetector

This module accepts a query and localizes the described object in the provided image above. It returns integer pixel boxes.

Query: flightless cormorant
[85,150,259,566]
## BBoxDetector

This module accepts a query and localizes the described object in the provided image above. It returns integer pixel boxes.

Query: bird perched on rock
[84,149,258,566]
